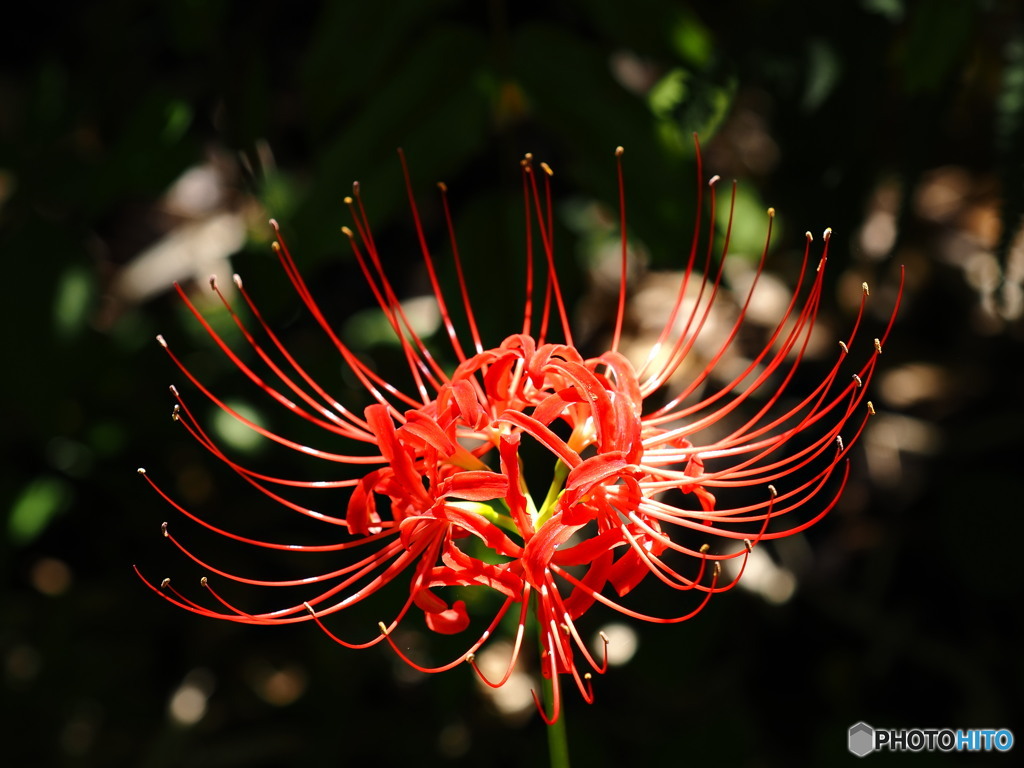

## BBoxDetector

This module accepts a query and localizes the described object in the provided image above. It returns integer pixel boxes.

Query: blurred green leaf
[862,0,905,22]
[8,475,73,545]
[669,8,715,68]
[210,399,268,455]
[294,23,490,263]
[995,31,1024,270]
[716,182,775,261]
[161,100,194,145]
[899,0,974,94]
[802,39,842,112]
[300,0,461,136]
[52,265,94,342]
[510,23,706,268]
[649,67,735,154]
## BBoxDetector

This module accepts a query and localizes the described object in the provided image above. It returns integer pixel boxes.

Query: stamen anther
[852,374,863,387]
[768,484,778,498]
[862,281,870,296]
[867,401,876,415]
[874,338,883,354]
[839,341,849,354]
[836,435,844,451]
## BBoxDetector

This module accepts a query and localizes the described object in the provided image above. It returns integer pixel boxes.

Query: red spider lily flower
[136,141,902,723]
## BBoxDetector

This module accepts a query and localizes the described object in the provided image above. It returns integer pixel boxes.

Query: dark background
[3,1,1022,766]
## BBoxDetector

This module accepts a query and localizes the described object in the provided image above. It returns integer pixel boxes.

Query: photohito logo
[848,722,1014,756]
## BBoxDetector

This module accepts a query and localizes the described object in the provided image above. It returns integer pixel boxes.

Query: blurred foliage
[2,1,1023,766]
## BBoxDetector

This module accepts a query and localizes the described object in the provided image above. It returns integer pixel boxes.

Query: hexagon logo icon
[848,722,875,757]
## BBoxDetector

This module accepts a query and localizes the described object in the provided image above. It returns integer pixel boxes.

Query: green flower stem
[544,676,570,768]
[537,589,570,768]
[536,460,571,530]
[448,501,519,536]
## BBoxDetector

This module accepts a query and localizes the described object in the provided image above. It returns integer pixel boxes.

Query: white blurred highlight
[725,546,797,605]
[593,622,639,667]
[472,641,535,723]
[167,669,215,726]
